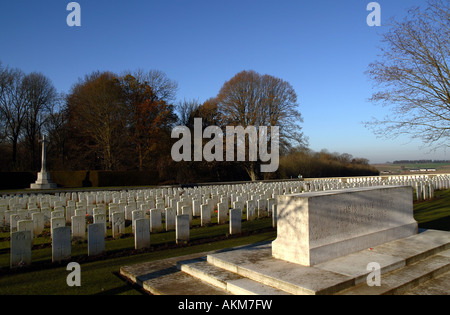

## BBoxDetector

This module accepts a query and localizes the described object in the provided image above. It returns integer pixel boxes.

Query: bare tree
[216,70,306,180]
[366,0,450,150]
[22,72,57,170]
[0,65,28,168]
[134,69,178,104]
[176,98,201,126]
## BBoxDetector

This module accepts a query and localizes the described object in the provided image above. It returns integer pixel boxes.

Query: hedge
[0,170,159,190]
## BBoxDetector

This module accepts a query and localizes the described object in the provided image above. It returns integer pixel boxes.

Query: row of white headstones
[4,174,450,268]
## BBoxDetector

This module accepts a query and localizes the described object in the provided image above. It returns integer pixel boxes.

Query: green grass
[414,189,450,231]
[0,215,276,295]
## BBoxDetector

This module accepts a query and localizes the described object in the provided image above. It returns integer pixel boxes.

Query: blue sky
[1,0,447,163]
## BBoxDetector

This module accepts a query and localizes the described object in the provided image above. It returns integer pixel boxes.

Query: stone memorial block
[10,230,32,268]
[150,209,162,233]
[272,186,418,266]
[88,223,105,256]
[176,214,190,244]
[229,209,242,235]
[217,202,228,225]
[165,208,176,231]
[71,215,86,240]
[52,226,71,263]
[246,200,256,221]
[134,218,151,250]
[200,204,211,226]
[112,211,125,238]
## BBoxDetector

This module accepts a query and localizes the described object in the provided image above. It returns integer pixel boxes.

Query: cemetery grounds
[0,188,449,295]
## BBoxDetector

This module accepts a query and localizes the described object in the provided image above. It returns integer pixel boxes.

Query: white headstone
[165,208,176,231]
[88,223,105,256]
[217,202,228,225]
[10,214,23,232]
[51,217,65,237]
[132,210,144,234]
[112,211,125,238]
[201,204,211,226]
[17,220,34,239]
[176,214,190,244]
[192,199,201,217]
[52,226,71,263]
[10,230,32,269]
[93,213,107,236]
[150,209,162,233]
[41,208,51,225]
[71,215,86,240]
[229,209,242,235]
[181,205,192,222]
[134,218,151,250]
[246,200,256,221]
[257,199,267,218]
[32,212,44,236]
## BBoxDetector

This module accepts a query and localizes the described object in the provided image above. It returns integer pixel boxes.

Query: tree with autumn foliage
[119,72,177,171]
[66,71,126,170]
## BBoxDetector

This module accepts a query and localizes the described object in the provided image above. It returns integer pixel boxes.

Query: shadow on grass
[419,216,450,231]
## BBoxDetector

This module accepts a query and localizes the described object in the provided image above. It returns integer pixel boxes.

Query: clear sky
[0,0,447,163]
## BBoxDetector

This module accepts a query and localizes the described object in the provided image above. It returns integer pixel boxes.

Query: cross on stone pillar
[39,135,49,172]
[30,134,57,189]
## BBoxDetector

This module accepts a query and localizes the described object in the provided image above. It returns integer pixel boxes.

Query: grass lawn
[0,190,449,295]
[414,189,450,231]
[0,215,276,295]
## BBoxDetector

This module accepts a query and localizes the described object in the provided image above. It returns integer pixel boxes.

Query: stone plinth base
[30,171,57,189]
[272,186,418,266]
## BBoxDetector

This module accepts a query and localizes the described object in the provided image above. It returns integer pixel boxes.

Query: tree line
[393,160,450,165]
[0,63,377,183]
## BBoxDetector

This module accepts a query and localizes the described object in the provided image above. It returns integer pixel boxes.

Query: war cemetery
[1,0,449,300]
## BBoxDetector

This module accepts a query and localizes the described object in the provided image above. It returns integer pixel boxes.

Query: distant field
[372,162,450,175]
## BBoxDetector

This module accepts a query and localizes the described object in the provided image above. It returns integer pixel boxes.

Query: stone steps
[177,257,291,295]
[337,249,450,295]
[120,230,450,295]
